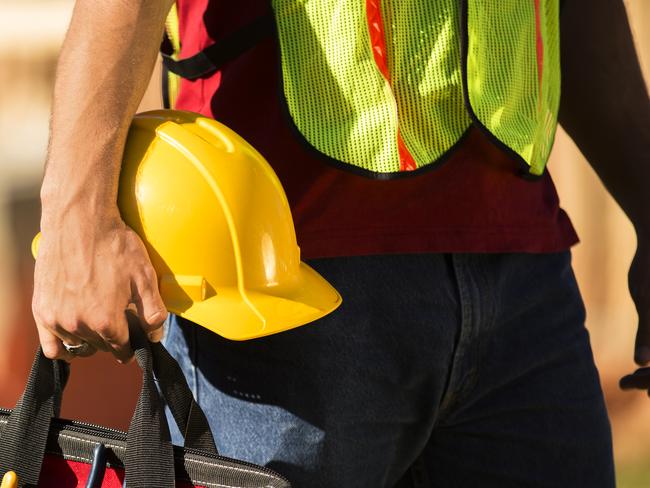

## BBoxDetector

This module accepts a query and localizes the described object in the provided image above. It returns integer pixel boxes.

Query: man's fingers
[35,323,73,361]
[33,310,90,360]
[97,314,134,364]
[72,343,99,358]
[52,321,110,354]
[620,368,650,390]
[132,269,167,331]
[147,326,165,343]
[125,308,163,343]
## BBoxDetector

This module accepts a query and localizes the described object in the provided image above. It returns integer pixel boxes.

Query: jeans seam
[464,254,495,398]
[456,255,478,402]
[444,255,493,414]
[439,254,473,417]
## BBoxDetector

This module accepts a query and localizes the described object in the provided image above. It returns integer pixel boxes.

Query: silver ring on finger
[62,341,91,356]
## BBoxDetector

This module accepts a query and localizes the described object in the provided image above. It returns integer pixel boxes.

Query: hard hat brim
[170,261,342,341]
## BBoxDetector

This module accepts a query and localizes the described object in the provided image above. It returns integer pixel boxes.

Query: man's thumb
[133,274,167,332]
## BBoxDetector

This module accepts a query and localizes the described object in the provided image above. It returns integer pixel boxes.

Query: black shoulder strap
[162,12,275,80]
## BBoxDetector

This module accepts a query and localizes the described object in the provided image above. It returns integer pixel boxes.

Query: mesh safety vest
[163,0,561,179]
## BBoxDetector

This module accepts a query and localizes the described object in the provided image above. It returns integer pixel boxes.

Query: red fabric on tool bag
[38,455,204,488]
[39,456,125,488]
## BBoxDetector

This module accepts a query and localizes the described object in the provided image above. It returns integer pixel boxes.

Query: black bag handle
[0,316,217,487]
[150,340,218,455]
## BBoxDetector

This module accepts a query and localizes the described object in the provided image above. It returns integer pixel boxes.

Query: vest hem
[272,25,475,179]
[272,6,479,180]
[297,225,579,260]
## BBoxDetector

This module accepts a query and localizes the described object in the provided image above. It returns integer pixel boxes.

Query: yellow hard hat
[34,110,342,340]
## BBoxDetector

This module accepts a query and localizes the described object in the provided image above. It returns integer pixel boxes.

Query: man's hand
[33,210,166,362]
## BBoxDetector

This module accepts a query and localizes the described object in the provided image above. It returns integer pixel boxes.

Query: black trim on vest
[279,86,474,180]
[459,0,543,181]
[162,13,275,80]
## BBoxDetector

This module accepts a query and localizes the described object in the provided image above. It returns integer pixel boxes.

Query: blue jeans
[163,252,614,487]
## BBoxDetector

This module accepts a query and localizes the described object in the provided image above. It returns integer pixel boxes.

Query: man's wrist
[40,150,123,230]
[40,183,121,232]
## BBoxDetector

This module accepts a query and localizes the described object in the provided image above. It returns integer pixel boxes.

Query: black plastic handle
[0,316,217,487]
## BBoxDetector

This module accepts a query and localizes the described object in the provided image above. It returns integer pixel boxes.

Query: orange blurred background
[0,1,648,485]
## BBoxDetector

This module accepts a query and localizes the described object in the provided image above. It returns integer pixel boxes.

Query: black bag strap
[150,341,217,454]
[0,318,217,487]
[161,12,275,80]
[126,328,175,487]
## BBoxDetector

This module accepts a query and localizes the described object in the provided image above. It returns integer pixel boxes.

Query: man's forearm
[559,0,650,368]
[32,0,173,361]
[41,0,174,229]
[559,0,650,235]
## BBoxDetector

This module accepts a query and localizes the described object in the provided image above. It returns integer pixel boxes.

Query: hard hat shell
[34,110,342,340]
[122,110,342,339]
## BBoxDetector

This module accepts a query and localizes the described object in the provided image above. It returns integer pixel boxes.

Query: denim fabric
[163,252,614,487]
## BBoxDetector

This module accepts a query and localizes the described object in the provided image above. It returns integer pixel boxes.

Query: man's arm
[558,1,650,369]
[33,0,174,361]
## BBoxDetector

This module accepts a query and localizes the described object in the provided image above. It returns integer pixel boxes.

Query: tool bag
[0,329,290,488]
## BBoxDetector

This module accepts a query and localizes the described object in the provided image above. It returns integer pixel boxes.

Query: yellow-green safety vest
[164,0,561,179]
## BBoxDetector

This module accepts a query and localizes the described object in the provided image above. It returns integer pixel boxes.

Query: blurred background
[0,0,648,485]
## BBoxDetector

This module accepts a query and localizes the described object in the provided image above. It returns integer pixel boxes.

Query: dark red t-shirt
[173,0,578,259]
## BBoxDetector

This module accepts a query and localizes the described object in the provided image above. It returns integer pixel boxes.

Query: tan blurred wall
[0,1,74,394]
[0,0,144,430]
